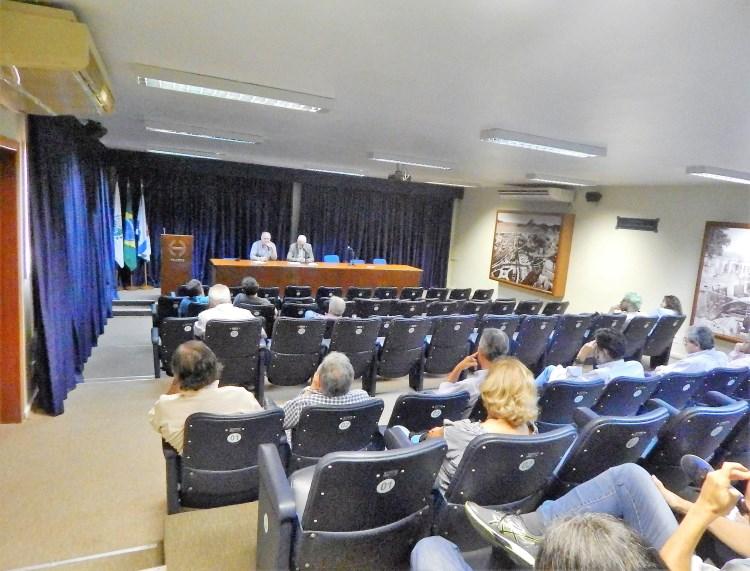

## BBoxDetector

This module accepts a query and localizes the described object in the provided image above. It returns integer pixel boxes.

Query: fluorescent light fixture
[368,152,452,170]
[526,173,595,187]
[133,64,332,113]
[686,165,750,185]
[145,126,262,145]
[305,167,365,177]
[147,149,223,161]
[480,128,606,158]
[423,181,477,188]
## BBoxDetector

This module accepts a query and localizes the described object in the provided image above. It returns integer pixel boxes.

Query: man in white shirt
[287,234,315,263]
[249,231,278,261]
[654,326,729,375]
[728,339,750,369]
[194,283,260,338]
[148,340,262,453]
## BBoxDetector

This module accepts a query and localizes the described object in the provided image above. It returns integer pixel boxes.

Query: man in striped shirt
[282,352,372,430]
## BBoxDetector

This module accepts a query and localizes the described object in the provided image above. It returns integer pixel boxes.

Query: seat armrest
[257,443,297,571]
[644,398,678,417]
[703,391,736,407]
[162,440,181,514]
[151,303,158,327]
[573,406,599,428]
[151,326,160,346]
[265,397,280,410]
[383,425,413,449]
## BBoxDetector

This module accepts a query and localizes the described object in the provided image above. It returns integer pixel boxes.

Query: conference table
[209,259,423,293]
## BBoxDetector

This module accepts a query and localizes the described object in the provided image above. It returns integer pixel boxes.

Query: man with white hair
[194,284,260,338]
[249,231,277,261]
[287,234,315,263]
[305,295,346,320]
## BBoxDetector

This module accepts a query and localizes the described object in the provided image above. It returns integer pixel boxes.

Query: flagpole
[142,260,154,290]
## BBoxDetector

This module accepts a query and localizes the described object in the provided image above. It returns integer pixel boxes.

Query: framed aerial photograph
[691,221,750,342]
[488,211,575,298]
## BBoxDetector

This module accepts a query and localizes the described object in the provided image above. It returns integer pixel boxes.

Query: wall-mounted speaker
[585,191,602,203]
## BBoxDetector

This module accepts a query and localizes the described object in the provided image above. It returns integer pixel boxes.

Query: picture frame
[690,221,750,342]
[488,210,575,298]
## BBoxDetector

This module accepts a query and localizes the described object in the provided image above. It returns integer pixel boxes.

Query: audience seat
[400,287,424,300]
[649,371,704,409]
[514,299,543,315]
[424,287,449,302]
[541,301,569,316]
[285,285,313,299]
[582,313,628,343]
[470,314,522,352]
[315,286,343,303]
[258,286,280,299]
[459,300,490,318]
[622,315,659,360]
[691,367,750,403]
[488,298,516,315]
[590,375,661,416]
[256,440,447,571]
[424,315,477,375]
[393,299,426,318]
[237,303,275,339]
[203,319,266,401]
[471,289,493,301]
[354,297,393,318]
[266,318,326,386]
[426,300,459,317]
[280,301,319,318]
[448,288,471,301]
[537,378,606,426]
[386,391,470,433]
[539,313,594,369]
[326,317,381,380]
[185,301,208,317]
[712,409,750,467]
[228,286,243,299]
[152,295,184,327]
[512,315,558,373]
[346,286,373,300]
[151,317,198,377]
[642,314,686,367]
[373,286,397,299]
[365,317,431,395]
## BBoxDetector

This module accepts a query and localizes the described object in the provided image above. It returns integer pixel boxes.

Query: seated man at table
[148,340,263,454]
[287,234,315,263]
[305,295,346,320]
[249,231,277,261]
[232,276,272,307]
[281,352,371,430]
[193,284,260,338]
[653,325,728,375]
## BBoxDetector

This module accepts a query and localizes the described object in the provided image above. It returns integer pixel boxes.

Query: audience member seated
[654,325,729,375]
[728,338,750,369]
[609,291,642,324]
[193,284,259,338]
[286,234,315,263]
[148,340,262,454]
[281,352,372,430]
[650,294,683,317]
[435,328,509,413]
[177,278,208,317]
[536,327,644,387]
[428,358,538,494]
[304,295,345,320]
[232,276,272,307]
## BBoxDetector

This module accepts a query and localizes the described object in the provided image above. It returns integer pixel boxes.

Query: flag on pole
[136,189,151,262]
[113,182,124,268]
[124,183,138,271]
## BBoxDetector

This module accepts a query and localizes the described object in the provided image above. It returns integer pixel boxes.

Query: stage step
[113,298,154,307]
[112,306,152,317]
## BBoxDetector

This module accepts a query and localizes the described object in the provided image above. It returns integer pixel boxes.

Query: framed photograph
[488,211,575,298]
[691,221,750,342]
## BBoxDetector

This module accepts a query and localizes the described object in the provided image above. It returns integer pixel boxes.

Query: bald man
[250,231,277,261]
[287,234,315,263]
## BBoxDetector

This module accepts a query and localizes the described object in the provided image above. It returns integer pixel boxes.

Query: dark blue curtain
[299,183,454,287]
[28,116,116,415]
[106,150,292,285]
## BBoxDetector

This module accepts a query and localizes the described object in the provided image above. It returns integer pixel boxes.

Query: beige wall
[448,185,750,355]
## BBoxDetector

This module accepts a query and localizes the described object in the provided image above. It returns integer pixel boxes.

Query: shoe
[464,502,540,567]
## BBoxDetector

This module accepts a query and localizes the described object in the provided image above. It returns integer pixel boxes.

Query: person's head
[260,231,271,245]
[477,328,510,369]
[480,358,538,426]
[661,295,682,314]
[184,278,203,298]
[241,276,260,296]
[594,328,627,363]
[296,234,307,246]
[536,513,665,571]
[619,291,642,313]
[171,340,222,391]
[315,351,354,397]
[207,284,232,308]
[684,325,715,353]
[327,296,346,317]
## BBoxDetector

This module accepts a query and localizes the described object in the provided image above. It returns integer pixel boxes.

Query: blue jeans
[535,364,556,388]
[537,463,678,549]
[410,537,472,571]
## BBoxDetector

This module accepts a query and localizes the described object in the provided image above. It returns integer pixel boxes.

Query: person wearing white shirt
[193,283,260,338]
[654,326,729,376]
[249,231,277,261]
[728,340,750,369]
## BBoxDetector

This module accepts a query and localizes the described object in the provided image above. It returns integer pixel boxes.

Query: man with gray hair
[287,234,315,263]
[194,283,260,338]
[282,351,371,430]
[249,231,277,261]
[654,325,728,375]
[305,295,346,320]
[436,328,509,412]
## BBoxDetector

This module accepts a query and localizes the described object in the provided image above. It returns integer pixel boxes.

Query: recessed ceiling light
[147,149,223,160]
[368,152,452,170]
[145,125,262,145]
[526,173,596,187]
[480,128,606,158]
[133,64,332,113]
[304,167,365,177]
[686,165,750,185]
[423,181,477,188]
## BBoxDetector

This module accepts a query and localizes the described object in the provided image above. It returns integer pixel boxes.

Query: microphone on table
[346,244,356,264]
[680,454,749,516]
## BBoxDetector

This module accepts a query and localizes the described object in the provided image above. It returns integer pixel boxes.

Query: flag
[136,190,151,262]
[123,183,137,270]
[113,182,124,268]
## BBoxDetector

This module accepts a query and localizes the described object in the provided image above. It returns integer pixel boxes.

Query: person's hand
[458,353,479,371]
[694,462,750,519]
[652,475,692,514]
[576,340,597,362]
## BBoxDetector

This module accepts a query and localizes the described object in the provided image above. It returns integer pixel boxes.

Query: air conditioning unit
[496,185,576,203]
[0,0,114,115]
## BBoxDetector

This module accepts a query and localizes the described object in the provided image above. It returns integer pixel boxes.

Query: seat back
[372,258,387,265]
[155,295,184,324]
[488,298,516,315]
[514,300,543,315]
[425,315,477,374]
[476,315,522,343]
[650,372,704,409]
[258,286,280,299]
[203,320,264,394]
[354,297,393,317]
[285,285,312,298]
[400,287,424,300]
[158,317,198,375]
[513,315,558,371]
[186,301,208,317]
[541,301,569,316]
[387,391,470,432]
[328,318,381,379]
[377,318,431,378]
[315,286,343,301]
[460,300,490,318]
[449,288,471,300]
[280,302,319,318]
[373,286,397,299]
[425,287,449,301]
[237,303,275,338]
[693,367,750,402]
[228,286,243,299]
[393,299,426,317]
[180,409,285,508]
[642,315,686,356]
[622,315,659,359]
[591,376,661,416]
[426,300,459,316]
[582,313,628,343]
[267,318,326,386]
[471,289,494,301]
[291,400,385,469]
[322,254,340,263]
[346,287,373,300]
[538,379,606,424]
[541,313,595,368]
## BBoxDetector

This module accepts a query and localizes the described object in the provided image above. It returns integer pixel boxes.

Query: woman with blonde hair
[428,357,539,493]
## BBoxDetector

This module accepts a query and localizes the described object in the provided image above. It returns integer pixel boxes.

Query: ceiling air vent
[495,185,576,203]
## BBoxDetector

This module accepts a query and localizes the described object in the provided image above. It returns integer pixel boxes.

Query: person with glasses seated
[654,325,729,376]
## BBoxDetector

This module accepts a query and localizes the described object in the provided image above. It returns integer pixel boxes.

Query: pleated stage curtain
[27,116,116,415]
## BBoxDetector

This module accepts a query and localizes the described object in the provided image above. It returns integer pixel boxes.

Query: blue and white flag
[113,182,124,268]
[136,190,151,262]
